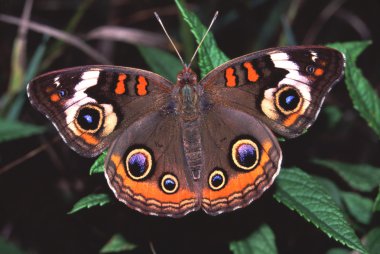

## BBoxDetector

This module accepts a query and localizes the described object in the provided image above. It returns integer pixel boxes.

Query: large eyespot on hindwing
[229,136,260,171]
[274,85,303,115]
[74,104,104,133]
[160,173,179,194]
[208,168,227,191]
[125,146,154,181]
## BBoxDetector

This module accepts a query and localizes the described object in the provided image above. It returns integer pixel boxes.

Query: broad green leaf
[326,248,351,254]
[328,41,380,139]
[100,234,137,253]
[0,237,25,254]
[0,118,45,143]
[68,193,111,214]
[274,168,367,254]
[313,159,380,192]
[229,224,277,254]
[89,152,106,175]
[175,0,229,77]
[365,228,380,254]
[138,46,182,83]
[373,188,380,212]
[313,176,343,207]
[341,192,373,225]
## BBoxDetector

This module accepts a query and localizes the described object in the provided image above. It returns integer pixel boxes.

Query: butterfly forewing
[200,46,345,138]
[27,65,173,157]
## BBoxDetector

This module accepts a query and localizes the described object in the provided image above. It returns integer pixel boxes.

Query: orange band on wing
[225,67,237,87]
[136,76,148,96]
[283,113,299,127]
[81,133,99,145]
[115,73,127,95]
[111,155,196,203]
[243,62,259,82]
[202,141,272,200]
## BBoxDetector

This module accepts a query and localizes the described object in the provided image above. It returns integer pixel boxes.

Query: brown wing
[199,105,282,215]
[104,111,200,218]
[199,46,345,138]
[27,65,173,157]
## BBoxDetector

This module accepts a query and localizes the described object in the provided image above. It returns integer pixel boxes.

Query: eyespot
[125,148,153,181]
[275,86,302,115]
[306,65,316,74]
[160,174,179,194]
[58,89,68,98]
[74,104,104,133]
[208,169,227,191]
[231,138,260,171]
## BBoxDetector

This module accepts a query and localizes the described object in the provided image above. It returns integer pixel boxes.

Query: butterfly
[27,13,345,218]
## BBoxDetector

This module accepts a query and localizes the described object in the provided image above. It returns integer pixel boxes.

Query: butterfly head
[177,67,198,87]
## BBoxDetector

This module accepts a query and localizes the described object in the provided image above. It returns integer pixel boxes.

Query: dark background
[0,0,379,253]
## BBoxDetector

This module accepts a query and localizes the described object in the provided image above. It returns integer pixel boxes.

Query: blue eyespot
[128,153,148,177]
[237,144,257,168]
[161,174,178,194]
[76,105,102,131]
[83,114,93,124]
[58,89,67,97]
[208,169,226,190]
[285,95,295,105]
[125,147,153,181]
[278,87,300,112]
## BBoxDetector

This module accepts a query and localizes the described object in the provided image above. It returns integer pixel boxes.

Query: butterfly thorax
[176,67,200,121]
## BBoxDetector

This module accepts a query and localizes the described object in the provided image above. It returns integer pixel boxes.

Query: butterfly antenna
[154,12,186,68]
[188,11,219,68]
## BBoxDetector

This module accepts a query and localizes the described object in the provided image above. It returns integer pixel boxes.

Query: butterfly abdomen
[181,118,204,181]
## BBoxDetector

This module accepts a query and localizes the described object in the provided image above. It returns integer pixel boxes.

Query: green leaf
[328,41,380,139]
[138,46,182,83]
[0,118,45,143]
[100,234,137,253]
[313,176,343,207]
[341,192,373,225]
[373,188,380,212]
[175,0,229,77]
[365,228,380,254]
[0,237,25,254]
[229,224,278,254]
[68,193,111,214]
[89,152,106,175]
[313,159,380,192]
[326,248,351,254]
[274,168,367,254]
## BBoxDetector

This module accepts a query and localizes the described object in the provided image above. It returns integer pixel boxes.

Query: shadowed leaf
[313,159,380,192]
[68,193,111,214]
[0,237,25,254]
[274,168,367,253]
[341,192,373,225]
[230,224,278,254]
[365,228,380,254]
[0,118,45,143]
[100,234,137,253]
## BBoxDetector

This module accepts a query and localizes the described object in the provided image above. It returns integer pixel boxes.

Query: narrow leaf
[328,41,380,139]
[0,118,45,143]
[313,159,380,192]
[323,106,343,129]
[229,224,278,254]
[138,46,182,83]
[100,234,137,253]
[365,228,380,254]
[175,0,229,77]
[68,193,111,214]
[341,192,373,225]
[274,168,367,254]
[89,152,106,175]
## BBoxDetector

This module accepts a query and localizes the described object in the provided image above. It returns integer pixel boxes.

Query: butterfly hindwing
[104,111,200,217]
[27,66,173,157]
[200,46,345,138]
[199,105,282,215]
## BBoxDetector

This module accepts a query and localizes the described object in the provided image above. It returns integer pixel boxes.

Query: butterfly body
[27,46,345,217]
